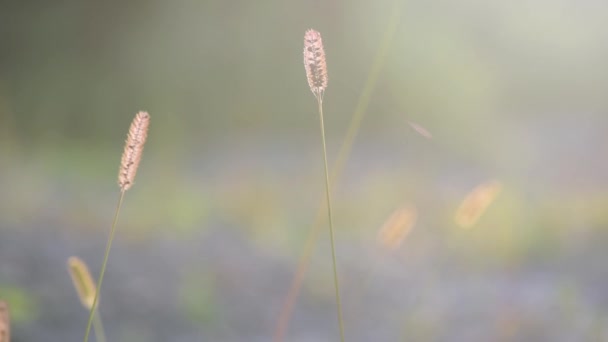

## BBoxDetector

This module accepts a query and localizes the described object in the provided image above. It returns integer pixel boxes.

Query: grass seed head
[118,111,150,192]
[304,29,328,100]
[67,256,98,310]
[377,204,417,250]
[455,180,503,228]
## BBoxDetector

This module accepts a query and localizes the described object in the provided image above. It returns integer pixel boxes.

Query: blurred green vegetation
[0,287,38,323]
[178,272,218,325]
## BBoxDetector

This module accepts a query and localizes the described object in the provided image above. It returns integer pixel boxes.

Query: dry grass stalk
[377,204,417,250]
[455,180,502,228]
[303,29,345,342]
[0,300,9,342]
[118,111,150,192]
[303,29,328,100]
[275,15,400,339]
[67,257,98,310]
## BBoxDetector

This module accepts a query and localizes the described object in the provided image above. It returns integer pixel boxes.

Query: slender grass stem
[274,11,399,340]
[92,308,107,342]
[84,191,125,342]
[317,96,345,342]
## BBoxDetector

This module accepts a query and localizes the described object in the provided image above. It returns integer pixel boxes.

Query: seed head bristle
[377,204,417,250]
[118,111,150,192]
[303,29,328,99]
[0,300,10,342]
[67,256,98,310]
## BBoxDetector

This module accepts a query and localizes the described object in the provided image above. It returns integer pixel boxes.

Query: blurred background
[2,0,608,340]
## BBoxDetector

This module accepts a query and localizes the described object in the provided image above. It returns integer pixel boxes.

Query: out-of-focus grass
[178,272,218,326]
[5,143,608,263]
[0,287,38,323]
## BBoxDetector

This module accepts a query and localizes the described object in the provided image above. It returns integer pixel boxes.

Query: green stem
[273,10,400,339]
[92,308,107,342]
[317,95,345,342]
[84,191,126,342]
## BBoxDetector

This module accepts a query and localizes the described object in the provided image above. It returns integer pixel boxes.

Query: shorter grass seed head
[67,256,98,310]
